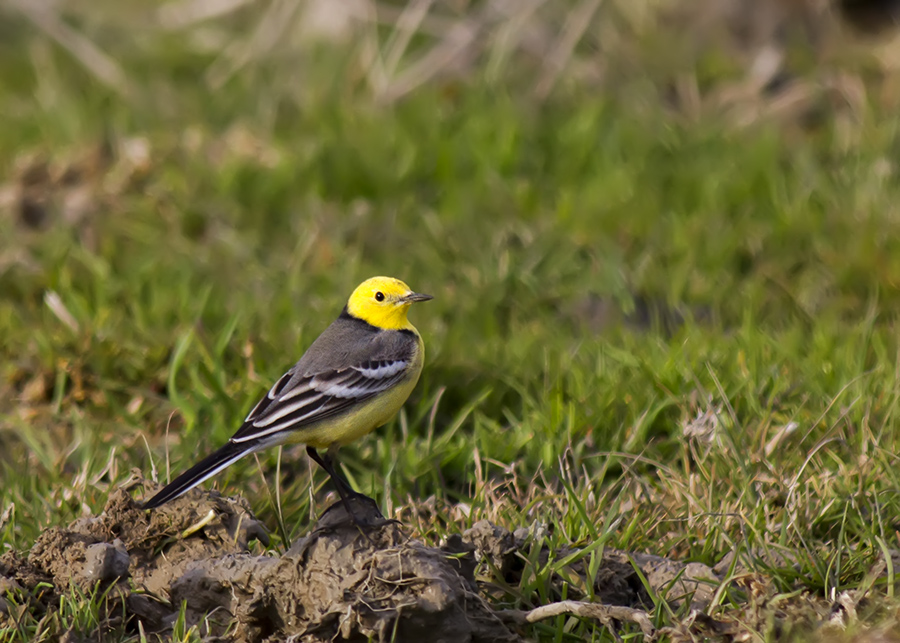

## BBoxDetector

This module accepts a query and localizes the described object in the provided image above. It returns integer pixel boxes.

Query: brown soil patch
[4,474,880,642]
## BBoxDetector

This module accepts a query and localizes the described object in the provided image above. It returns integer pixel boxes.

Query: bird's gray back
[292,314,418,376]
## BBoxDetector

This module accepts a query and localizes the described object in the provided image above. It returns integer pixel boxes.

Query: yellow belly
[289,338,424,449]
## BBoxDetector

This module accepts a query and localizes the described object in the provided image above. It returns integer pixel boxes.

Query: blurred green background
[4,0,900,638]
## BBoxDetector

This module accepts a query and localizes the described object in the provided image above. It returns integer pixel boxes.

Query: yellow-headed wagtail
[143,276,432,515]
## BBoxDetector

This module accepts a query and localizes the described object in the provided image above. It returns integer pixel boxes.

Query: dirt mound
[2,476,731,641]
[165,495,520,642]
[1,480,524,641]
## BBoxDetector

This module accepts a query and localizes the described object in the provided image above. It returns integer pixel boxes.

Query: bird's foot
[318,493,399,532]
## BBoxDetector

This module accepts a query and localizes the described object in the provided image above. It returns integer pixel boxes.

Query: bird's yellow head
[346,276,433,331]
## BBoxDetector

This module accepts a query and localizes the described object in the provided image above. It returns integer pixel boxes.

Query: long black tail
[142,441,251,509]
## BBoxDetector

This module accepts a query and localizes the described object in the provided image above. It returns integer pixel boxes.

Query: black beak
[402,292,433,303]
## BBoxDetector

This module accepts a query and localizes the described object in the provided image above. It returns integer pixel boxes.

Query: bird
[142,276,432,519]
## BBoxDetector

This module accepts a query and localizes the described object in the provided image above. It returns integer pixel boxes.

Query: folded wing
[230,359,409,444]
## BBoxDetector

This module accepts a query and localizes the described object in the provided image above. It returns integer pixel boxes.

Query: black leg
[306,446,355,494]
[306,446,376,528]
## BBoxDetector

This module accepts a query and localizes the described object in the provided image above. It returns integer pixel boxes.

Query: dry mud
[0,476,740,642]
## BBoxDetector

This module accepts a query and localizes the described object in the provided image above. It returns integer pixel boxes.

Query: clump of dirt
[31,476,267,597]
[1,477,523,642]
[1,474,271,635]
[164,494,520,642]
[0,475,733,642]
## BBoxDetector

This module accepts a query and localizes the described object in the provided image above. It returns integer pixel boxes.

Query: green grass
[3,2,900,641]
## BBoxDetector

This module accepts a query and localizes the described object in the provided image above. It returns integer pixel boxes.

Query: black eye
[375,291,385,302]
